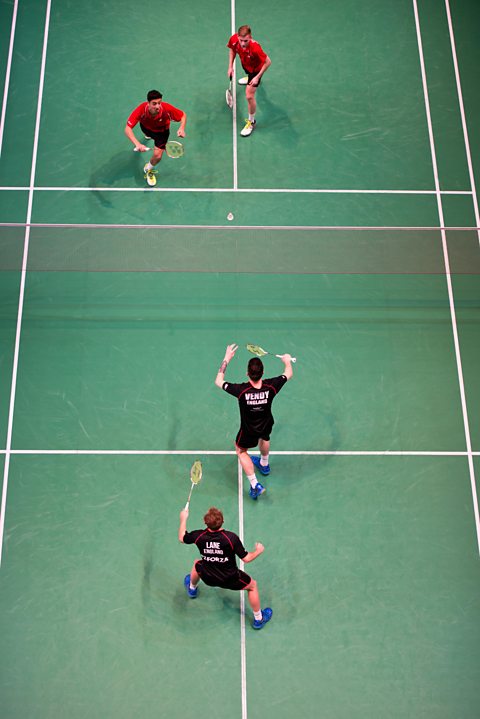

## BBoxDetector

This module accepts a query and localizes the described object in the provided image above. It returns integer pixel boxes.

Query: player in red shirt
[125,89,186,187]
[227,25,271,137]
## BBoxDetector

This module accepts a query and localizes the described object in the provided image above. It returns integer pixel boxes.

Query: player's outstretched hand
[224,344,238,363]
[135,144,149,152]
[180,508,189,520]
[177,128,186,138]
[255,542,264,555]
[279,353,292,363]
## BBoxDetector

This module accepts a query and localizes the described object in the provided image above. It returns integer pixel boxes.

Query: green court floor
[1,1,479,718]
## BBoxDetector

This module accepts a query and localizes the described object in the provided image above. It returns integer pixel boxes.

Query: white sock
[190,581,196,590]
[247,473,257,488]
[146,162,153,171]
[248,114,255,122]
[260,454,269,467]
[253,610,262,621]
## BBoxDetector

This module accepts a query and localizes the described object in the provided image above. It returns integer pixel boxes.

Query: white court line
[237,458,247,719]
[230,0,238,191]
[0,0,52,567]
[0,0,18,159]
[444,0,480,243]
[413,0,480,554]
[0,185,473,194]
[1,222,479,231]
[1,449,477,456]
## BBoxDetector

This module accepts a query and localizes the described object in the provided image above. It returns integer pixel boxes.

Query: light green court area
[1,0,479,717]
[0,455,479,719]
[6,269,468,453]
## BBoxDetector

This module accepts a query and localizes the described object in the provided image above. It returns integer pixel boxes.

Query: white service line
[0,0,52,567]
[0,185,473,194]
[444,0,480,243]
[0,0,18,159]
[1,222,478,231]
[0,449,476,456]
[413,0,480,554]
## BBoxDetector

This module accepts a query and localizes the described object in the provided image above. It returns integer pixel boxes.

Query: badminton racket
[226,75,233,109]
[246,344,297,363]
[184,460,203,510]
[134,141,184,158]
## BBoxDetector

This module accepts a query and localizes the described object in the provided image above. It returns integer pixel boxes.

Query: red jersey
[227,34,267,73]
[127,101,183,133]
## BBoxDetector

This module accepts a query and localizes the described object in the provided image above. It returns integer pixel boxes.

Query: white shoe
[238,76,248,85]
[143,163,157,186]
[240,119,256,137]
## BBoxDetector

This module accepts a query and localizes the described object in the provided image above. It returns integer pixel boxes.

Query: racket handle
[133,147,148,152]
[184,501,190,511]
[276,354,297,363]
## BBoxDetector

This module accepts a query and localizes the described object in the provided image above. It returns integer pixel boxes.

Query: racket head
[246,344,268,358]
[165,141,184,159]
[190,459,203,485]
[226,88,233,109]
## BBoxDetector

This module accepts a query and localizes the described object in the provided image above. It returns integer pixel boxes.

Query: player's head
[247,357,264,382]
[147,90,163,112]
[237,25,252,48]
[204,507,224,531]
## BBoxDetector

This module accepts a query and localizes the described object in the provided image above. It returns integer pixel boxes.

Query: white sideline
[0,0,52,567]
[413,0,480,554]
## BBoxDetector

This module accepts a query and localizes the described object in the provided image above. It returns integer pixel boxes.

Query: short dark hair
[247,357,264,381]
[204,507,224,531]
[147,90,162,101]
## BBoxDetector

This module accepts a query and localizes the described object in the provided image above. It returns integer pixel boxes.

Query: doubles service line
[413,0,480,554]
[0,0,52,567]
[0,0,18,159]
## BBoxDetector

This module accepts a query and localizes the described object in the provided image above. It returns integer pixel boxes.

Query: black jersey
[222,375,287,435]
[183,528,248,582]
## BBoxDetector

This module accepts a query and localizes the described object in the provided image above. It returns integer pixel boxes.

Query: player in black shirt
[215,343,293,499]
[179,506,272,630]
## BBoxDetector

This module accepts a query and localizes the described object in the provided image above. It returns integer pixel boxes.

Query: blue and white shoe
[252,607,273,630]
[248,482,265,500]
[184,574,198,598]
[251,454,270,476]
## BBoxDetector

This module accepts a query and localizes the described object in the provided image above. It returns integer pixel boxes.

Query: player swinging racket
[179,506,272,630]
[227,25,271,137]
[125,89,187,187]
[215,343,293,500]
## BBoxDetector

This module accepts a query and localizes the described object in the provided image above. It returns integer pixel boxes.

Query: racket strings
[246,344,268,358]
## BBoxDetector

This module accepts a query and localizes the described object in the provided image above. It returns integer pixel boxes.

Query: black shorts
[235,425,272,450]
[195,560,252,590]
[241,68,263,86]
[140,123,170,149]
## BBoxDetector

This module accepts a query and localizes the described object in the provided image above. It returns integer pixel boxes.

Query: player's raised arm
[279,353,293,380]
[178,508,189,542]
[215,343,238,387]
